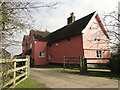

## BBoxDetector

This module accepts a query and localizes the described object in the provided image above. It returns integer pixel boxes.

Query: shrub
[109,54,120,74]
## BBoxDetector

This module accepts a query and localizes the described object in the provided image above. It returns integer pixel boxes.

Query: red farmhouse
[20,11,110,66]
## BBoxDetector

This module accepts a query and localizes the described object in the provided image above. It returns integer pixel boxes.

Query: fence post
[26,55,30,77]
[13,61,16,85]
[79,56,83,72]
[63,56,65,69]
[82,57,87,72]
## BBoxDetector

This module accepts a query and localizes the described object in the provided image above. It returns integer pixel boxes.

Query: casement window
[56,41,59,46]
[94,36,100,41]
[93,23,98,29]
[94,36,97,41]
[39,52,45,57]
[30,43,32,48]
[97,36,100,41]
[67,38,71,42]
[49,54,52,59]
[96,50,102,58]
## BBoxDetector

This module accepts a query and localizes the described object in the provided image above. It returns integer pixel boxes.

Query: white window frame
[30,43,32,48]
[49,54,52,59]
[96,50,102,58]
[39,52,45,57]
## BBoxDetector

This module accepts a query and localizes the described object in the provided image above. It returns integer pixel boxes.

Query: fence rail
[63,56,110,72]
[0,55,30,88]
[63,56,86,72]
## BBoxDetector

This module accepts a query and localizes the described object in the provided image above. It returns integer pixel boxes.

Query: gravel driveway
[30,68,118,88]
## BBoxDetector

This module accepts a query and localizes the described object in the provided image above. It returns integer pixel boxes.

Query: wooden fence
[63,56,87,72]
[63,56,110,72]
[85,58,110,69]
[0,55,30,88]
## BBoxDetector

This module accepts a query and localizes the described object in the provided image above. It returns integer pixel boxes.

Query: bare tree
[0,1,57,49]
[102,10,120,54]
[0,1,57,88]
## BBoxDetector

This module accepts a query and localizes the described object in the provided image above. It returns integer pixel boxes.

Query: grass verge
[56,68,120,80]
[32,64,120,80]
[15,76,48,88]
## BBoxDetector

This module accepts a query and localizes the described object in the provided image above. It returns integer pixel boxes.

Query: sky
[7,0,119,57]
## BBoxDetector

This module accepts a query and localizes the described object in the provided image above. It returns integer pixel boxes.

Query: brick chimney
[67,12,75,24]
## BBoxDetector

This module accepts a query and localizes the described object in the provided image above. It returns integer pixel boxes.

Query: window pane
[96,51,99,58]
[30,43,32,48]
[94,36,96,41]
[99,51,102,58]
[97,36,100,41]
[49,54,52,59]
[39,52,42,57]
[43,52,45,57]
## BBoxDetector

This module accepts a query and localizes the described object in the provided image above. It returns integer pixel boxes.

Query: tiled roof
[30,30,50,41]
[47,11,95,44]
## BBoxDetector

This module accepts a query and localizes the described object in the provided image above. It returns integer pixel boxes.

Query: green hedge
[109,55,120,74]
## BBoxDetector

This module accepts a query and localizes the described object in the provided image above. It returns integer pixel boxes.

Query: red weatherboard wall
[48,34,84,63]
[28,33,34,59]
[20,37,29,58]
[34,41,47,65]
[27,33,48,65]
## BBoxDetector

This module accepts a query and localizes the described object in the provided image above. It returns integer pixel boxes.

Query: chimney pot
[70,12,74,16]
[67,12,75,24]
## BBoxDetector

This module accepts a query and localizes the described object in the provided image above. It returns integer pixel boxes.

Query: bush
[109,54,120,74]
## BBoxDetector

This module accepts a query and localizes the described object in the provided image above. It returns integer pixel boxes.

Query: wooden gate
[0,55,30,89]
[63,56,110,72]
[63,56,87,72]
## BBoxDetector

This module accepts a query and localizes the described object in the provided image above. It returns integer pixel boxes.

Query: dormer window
[56,41,59,46]
[67,38,71,42]
[93,23,98,29]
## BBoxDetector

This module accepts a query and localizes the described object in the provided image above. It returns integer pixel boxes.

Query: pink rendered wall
[83,15,110,59]
[48,34,84,63]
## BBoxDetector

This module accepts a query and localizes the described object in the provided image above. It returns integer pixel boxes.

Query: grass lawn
[15,77,48,88]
